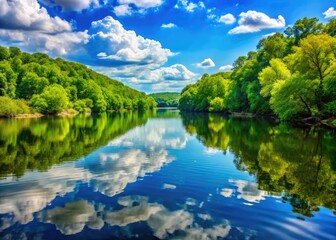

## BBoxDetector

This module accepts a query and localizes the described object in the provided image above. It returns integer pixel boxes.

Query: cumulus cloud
[229,11,286,34]
[219,65,233,71]
[161,23,177,28]
[0,0,72,32]
[39,0,99,11]
[0,29,89,56]
[114,4,132,16]
[104,195,232,239]
[323,7,336,18]
[149,64,196,81]
[218,13,236,25]
[175,0,205,13]
[86,148,174,196]
[77,118,189,196]
[39,200,104,235]
[92,64,196,92]
[228,179,269,203]
[0,164,92,231]
[88,16,174,66]
[197,58,215,68]
[0,0,90,57]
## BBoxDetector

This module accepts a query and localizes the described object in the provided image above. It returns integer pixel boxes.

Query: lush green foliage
[149,92,180,107]
[179,17,336,121]
[181,113,336,216]
[0,47,156,114]
[0,96,31,117]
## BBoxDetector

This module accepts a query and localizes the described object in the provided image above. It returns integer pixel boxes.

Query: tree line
[149,92,180,107]
[0,47,157,116]
[179,18,336,123]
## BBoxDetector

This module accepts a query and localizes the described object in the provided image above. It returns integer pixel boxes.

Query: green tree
[209,97,224,112]
[259,58,291,98]
[288,33,336,114]
[0,46,10,61]
[31,84,69,113]
[9,47,21,58]
[323,19,336,37]
[0,61,16,98]
[83,80,107,112]
[285,17,323,44]
[18,72,49,99]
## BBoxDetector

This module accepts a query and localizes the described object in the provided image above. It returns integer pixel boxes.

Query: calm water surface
[0,110,335,239]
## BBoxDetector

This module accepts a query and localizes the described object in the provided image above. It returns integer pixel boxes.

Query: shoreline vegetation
[178,17,336,128]
[0,46,157,119]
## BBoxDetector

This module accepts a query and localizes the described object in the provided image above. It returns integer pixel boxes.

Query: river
[0,109,335,239]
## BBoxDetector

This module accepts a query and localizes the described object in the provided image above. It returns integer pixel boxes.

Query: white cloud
[229,11,286,34]
[161,23,177,28]
[218,13,236,25]
[229,179,269,203]
[197,58,215,68]
[0,164,92,231]
[88,148,174,196]
[118,0,163,8]
[115,0,163,16]
[0,0,72,32]
[0,29,89,56]
[149,64,196,81]
[39,200,104,235]
[88,16,174,65]
[323,7,336,18]
[93,64,196,93]
[39,0,99,11]
[219,65,233,71]
[220,188,234,197]
[175,0,205,13]
[114,4,132,16]
[207,14,217,20]
[104,195,232,239]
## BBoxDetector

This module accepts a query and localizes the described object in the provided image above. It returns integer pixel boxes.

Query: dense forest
[0,47,156,116]
[148,92,180,107]
[179,18,336,124]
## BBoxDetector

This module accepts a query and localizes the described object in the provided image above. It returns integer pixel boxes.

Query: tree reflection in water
[181,112,336,217]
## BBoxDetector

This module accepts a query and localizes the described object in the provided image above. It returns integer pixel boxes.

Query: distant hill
[149,92,180,107]
[0,46,156,116]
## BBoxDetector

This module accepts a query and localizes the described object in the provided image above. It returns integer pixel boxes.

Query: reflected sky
[0,111,335,239]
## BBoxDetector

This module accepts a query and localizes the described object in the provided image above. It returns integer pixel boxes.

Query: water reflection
[0,111,153,178]
[38,195,233,239]
[181,112,336,217]
[221,179,271,204]
[0,110,335,239]
[0,111,188,233]
[39,200,104,235]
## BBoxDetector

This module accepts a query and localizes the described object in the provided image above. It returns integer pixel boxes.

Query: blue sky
[0,0,335,93]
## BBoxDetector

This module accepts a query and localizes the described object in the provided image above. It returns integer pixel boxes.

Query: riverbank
[0,109,80,119]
